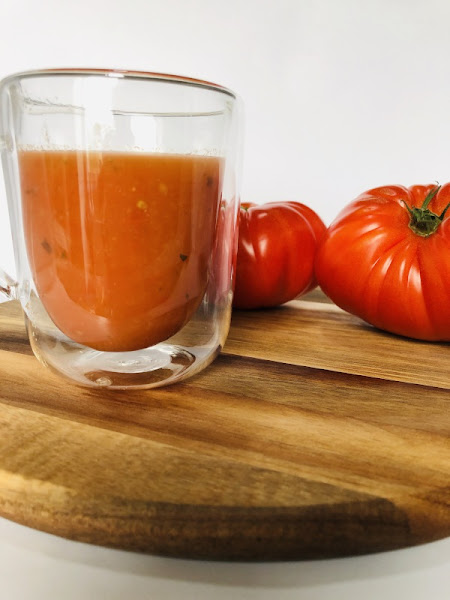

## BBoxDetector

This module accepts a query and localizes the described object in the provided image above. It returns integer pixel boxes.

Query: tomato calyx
[403,184,450,237]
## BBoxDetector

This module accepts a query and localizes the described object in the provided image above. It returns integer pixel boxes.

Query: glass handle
[0,268,17,303]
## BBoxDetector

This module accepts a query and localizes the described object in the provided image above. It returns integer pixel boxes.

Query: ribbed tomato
[315,183,450,341]
[233,201,326,309]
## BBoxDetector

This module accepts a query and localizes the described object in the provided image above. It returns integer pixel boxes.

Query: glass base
[43,343,198,389]
[27,319,206,389]
[81,345,196,388]
[24,295,230,389]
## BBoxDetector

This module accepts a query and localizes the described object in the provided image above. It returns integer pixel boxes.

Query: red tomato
[315,183,450,341]
[233,201,326,309]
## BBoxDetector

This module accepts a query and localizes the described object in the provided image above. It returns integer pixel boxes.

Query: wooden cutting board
[0,291,449,561]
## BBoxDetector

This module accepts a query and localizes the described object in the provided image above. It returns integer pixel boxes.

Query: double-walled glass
[0,69,242,389]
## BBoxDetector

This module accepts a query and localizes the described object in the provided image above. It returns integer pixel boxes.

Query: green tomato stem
[403,184,450,237]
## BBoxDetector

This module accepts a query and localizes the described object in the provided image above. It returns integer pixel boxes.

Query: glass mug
[0,69,242,389]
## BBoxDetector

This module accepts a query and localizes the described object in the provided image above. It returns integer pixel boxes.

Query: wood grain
[0,292,449,561]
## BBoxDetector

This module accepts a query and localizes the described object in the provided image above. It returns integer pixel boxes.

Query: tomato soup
[19,150,222,351]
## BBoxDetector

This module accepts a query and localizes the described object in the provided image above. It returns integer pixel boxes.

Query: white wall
[2,0,450,277]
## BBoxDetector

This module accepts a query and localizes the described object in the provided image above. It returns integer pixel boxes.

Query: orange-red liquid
[19,150,221,351]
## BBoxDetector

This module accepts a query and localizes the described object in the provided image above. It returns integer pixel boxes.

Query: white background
[3,0,450,272]
[0,1,449,598]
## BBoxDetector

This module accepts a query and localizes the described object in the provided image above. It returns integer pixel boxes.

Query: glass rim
[0,67,238,100]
